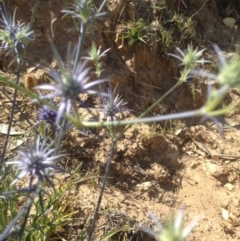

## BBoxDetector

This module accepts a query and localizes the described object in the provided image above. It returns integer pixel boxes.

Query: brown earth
[1,0,240,240]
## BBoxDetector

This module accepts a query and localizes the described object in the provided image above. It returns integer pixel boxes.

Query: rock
[205,162,229,183]
[222,208,229,220]
[222,17,236,29]
[224,183,234,191]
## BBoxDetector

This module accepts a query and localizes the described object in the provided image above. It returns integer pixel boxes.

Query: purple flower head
[39,105,57,123]
[35,45,109,124]
[6,136,64,188]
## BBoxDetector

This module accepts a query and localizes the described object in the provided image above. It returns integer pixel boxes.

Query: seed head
[24,73,38,91]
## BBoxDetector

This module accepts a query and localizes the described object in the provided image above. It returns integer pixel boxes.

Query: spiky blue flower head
[39,105,57,123]
[0,5,34,53]
[36,46,109,124]
[6,136,64,188]
[100,85,130,121]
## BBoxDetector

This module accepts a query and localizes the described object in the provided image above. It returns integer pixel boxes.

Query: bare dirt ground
[1,0,240,240]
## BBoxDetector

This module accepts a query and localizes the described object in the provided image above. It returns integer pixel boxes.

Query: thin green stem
[120,62,193,135]
[121,81,180,135]
[79,110,201,128]
[138,81,180,119]
[204,107,233,117]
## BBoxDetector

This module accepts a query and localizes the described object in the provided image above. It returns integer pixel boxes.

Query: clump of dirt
[1,0,240,240]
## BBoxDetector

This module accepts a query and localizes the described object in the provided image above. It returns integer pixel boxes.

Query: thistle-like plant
[191,45,240,119]
[191,45,240,95]
[100,85,130,122]
[62,0,105,25]
[169,44,208,84]
[6,136,64,188]
[169,44,206,68]
[212,45,240,88]
[134,45,209,121]
[82,42,110,77]
[35,46,109,124]
[0,5,34,54]
[62,0,106,70]
[0,5,35,165]
[141,208,203,241]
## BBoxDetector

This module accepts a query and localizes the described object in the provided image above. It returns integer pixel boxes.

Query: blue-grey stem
[54,118,68,155]
[98,0,108,13]
[0,187,37,196]
[0,59,22,166]
[73,21,86,72]
[0,186,40,241]
[81,110,201,127]
[87,137,117,241]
